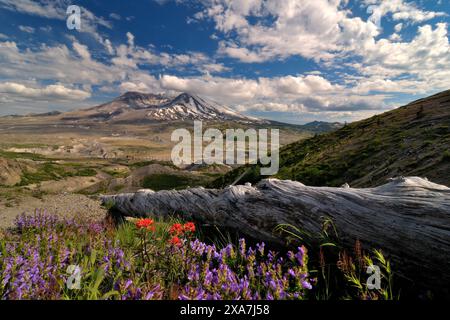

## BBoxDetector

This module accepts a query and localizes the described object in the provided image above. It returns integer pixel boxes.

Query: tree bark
[101,176,450,293]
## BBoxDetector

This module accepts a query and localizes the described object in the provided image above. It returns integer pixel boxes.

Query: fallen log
[101,176,450,293]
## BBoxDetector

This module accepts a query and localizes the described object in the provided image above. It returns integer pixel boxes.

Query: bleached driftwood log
[101,177,450,291]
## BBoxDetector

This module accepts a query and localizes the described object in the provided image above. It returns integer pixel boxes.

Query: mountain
[60,92,264,124]
[300,121,344,133]
[210,89,450,188]
[145,93,264,122]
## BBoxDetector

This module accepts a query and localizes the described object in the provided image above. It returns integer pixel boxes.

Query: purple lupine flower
[301,280,312,290]
[295,246,305,266]
[256,242,265,256]
[238,238,246,256]
[288,268,296,278]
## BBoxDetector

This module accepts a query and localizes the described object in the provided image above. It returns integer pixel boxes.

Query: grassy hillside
[210,89,450,188]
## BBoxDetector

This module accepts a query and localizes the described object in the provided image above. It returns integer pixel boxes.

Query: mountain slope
[210,89,450,188]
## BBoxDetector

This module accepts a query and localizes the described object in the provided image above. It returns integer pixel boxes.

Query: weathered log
[101,177,450,293]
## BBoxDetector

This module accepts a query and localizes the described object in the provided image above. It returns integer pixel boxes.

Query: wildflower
[169,236,182,247]
[288,269,296,278]
[145,284,162,300]
[295,246,306,266]
[301,280,312,290]
[135,218,155,231]
[239,238,246,256]
[88,222,104,233]
[169,223,184,236]
[257,242,265,256]
[183,222,196,233]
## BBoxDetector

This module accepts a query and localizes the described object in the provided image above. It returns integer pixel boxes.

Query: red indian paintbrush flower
[169,236,182,247]
[135,218,155,231]
[169,223,183,235]
[183,222,195,233]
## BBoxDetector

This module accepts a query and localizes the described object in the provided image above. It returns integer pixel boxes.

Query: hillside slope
[211,89,450,188]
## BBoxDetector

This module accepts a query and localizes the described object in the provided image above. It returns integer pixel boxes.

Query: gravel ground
[0,193,108,229]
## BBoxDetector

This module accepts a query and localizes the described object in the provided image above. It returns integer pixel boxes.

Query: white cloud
[104,39,115,55]
[351,23,450,94]
[119,81,152,93]
[126,32,135,47]
[203,0,348,63]
[39,25,52,32]
[0,82,91,101]
[363,0,447,23]
[202,63,230,74]
[389,33,402,41]
[18,25,35,33]
[197,0,447,68]
[158,73,384,114]
[394,23,403,32]
[73,42,91,60]
[109,13,121,20]
[159,73,342,101]
[217,43,268,63]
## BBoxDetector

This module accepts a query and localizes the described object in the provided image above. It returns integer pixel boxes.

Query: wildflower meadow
[0,211,318,300]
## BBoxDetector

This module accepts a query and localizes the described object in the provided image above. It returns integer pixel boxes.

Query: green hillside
[210,89,450,188]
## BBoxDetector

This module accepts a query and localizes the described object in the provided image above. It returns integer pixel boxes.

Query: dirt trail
[0,193,107,229]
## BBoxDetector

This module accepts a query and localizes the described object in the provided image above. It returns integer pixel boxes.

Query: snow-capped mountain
[146,93,260,122]
[61,92,264,123]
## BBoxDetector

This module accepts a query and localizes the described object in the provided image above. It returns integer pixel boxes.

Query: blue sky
[0,0,449,124]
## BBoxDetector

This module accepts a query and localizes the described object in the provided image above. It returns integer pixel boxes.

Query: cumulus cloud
[159,73,342,101]
[197,0,447,65]
[203,0,347,62]
[363,0,447,23]
[349,23,450,95]
[0,82,91,101]
[158,73,384,114]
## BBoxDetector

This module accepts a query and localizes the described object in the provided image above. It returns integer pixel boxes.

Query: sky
[0,0,449,124]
